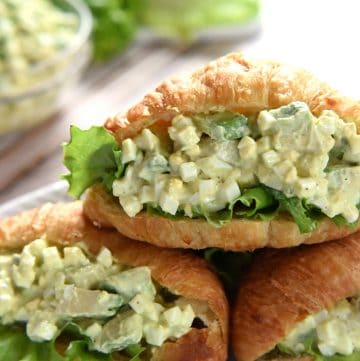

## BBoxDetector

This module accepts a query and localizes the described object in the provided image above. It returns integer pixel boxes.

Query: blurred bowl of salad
[82,0,260,62]
[0,0,92,135]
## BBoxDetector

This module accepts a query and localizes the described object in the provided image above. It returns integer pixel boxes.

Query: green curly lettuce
[63,126,124,198]
[147,186,318,232]
[267,188,318,233]
[84,0,144,61]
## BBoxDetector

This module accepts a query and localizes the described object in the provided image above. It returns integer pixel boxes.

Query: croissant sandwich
[63,52,360,251]
[232,231,360,361]
[0,202,228,361]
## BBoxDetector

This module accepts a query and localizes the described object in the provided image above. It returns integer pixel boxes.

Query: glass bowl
[0,0,92,135]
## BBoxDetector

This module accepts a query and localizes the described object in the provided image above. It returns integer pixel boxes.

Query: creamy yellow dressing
[280,298,360,357]
[113,102,360,223]
[0,240,197,352]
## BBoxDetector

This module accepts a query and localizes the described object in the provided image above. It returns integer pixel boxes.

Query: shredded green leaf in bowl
[84,0,144,61]
[140,0,260,40]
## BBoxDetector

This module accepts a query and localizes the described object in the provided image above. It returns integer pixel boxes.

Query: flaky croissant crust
[232,232,360,361]
[0,202,228,361]
[105,52,360,142]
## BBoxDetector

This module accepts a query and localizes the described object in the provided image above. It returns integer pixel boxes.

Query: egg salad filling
[0,239,201,359]
[113,102,360,227]
[0,0,78,95]
[277,297,360,358]
[63,101,360,233]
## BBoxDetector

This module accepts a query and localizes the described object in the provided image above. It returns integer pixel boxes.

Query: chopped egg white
[281,298,360,357]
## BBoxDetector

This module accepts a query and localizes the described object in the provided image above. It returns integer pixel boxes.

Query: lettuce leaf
[192,186,278,227]
[147,187,276,228]
[193,204,233,228]
[125,344,146,361]
[146,186,357,233]
[147,202,232,227]
[0,325,63,361]
[0,325,145,361]
[267,188,318,233]
[63,126,124,198]
[66,341,112,361]
[233,186,277,220]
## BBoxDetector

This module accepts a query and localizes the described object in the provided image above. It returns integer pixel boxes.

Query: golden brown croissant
[0,202,228,361]
[80,53,360,251]
[232,231,360,361]
[105,53,360,141]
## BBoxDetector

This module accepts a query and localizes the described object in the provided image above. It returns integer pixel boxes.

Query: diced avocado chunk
[103,267,156,301]
[56,285,123,318]
[260,102,311,132]
[93,311,143,353]
[194,112,250,141]
[138,154,169,182]
[326,166,360,222]
[329,137,348,162]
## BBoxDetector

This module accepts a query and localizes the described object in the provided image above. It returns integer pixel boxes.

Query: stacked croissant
[1,53,359,361]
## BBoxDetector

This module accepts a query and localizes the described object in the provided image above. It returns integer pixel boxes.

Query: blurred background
[0,0,359,204]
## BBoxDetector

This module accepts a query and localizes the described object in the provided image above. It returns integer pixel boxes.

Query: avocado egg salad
[64,101,360,234]
[0,239,199,360]
[0,0,78,95]
[278,297,360,359]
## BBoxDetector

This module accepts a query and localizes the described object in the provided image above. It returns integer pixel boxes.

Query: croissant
[0,202,228,361]
[71,53,360,251]
[232,231,360,361]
